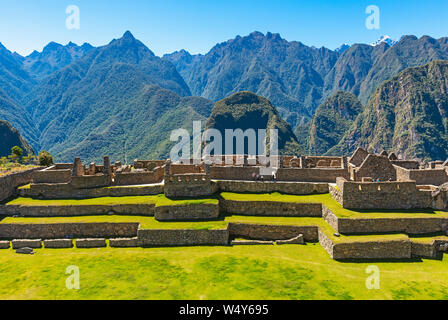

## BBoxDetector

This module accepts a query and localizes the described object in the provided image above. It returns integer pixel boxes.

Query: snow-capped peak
[371,35,397,47]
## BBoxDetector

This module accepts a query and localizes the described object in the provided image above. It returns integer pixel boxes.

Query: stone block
[0,241,10,249]
[76,238,107,248]
[12,239,42,249]
[109,237,139,248]
[276,234,304,245]
[44,239,73,249]
[16,247,34,254]
[231,240,274,245]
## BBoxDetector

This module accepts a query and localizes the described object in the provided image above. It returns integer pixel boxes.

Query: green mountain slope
[331,60,448,160]
[358,35,448,103]
[205,91,303,156]
[0,120,34,157]
[24,31,199,162]
[165,31,338,128]
[51,86,213,162]
[0,42,35,104]
[308,91,362,155]
[166,33,448,136]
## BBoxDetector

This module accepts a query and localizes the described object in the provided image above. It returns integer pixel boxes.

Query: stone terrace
[2,148,448,261]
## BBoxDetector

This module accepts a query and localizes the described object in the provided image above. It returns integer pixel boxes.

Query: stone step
[12,239,42,249]
[276,234,304,245]
[76,238,107,248]
[44,239,73,249]
[231,240,274,245]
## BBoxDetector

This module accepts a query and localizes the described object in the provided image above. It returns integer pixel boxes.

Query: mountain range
[1,31,448,162]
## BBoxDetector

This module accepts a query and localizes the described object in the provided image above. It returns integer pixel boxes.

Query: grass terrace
[5,194,219,207]
[1,245,448,300]
[0,213,411,244]
[221,192,448,219]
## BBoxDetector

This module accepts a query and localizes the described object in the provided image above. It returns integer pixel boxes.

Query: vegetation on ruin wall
[1,245,448,300]
[0,165,39,178]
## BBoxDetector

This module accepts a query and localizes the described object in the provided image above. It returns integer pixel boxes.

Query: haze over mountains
[1,31,448,162]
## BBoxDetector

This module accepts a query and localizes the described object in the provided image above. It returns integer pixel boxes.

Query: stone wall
[21,183,163,199]
[228,223,318,242]
[332,178,432,210]
[70,175,111,189]
[336,216,448,235]
[220,200,322,217]
[301,156,344,168]
[411,241,438,259]
[275,168,349,183]
[353,154,397,182]
[154,203,219,221]
[392,160,420,170]
[0,222,139,240]
[0,168,43,202]
[332,239,412,260]
[349,148,369,167]
[319,229,412,260]
[33,167,72,184]
[134,160,165,170]
[395,165,448,186]
[216,180,328,195]
[137,229,229,246]
[210,166,260,181]
[165,174,216,198]
[2,203,155,217]
[170,164,203,175]
[114,167,164,186]
[322,203,448,235]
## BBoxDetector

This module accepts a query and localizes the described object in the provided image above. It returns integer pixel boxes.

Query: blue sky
[1,0,447,56]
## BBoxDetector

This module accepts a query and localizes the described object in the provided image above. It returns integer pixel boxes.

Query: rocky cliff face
[331,60,448,160]
[0,120,34,157]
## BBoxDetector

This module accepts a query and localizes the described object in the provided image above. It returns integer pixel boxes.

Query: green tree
[9,146,23,163]
[38,150,54,167]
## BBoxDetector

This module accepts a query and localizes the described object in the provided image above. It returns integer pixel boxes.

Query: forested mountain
[23,31,207,162]
[1,31,448,161]
[165,32,448,135]
[307,91,362,155]
[205,91,303,156]
[330,60,448,160]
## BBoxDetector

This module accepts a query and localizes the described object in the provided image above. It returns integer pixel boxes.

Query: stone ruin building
[2,147,448,260]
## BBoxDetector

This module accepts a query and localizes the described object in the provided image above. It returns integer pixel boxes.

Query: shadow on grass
[352,208,438,215]
[336,257,425,263]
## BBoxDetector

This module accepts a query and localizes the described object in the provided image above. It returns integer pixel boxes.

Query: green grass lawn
[0,244,448,300]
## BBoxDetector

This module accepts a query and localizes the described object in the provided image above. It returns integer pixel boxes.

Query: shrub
[38,150,54,167]
[9,146,23,163]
